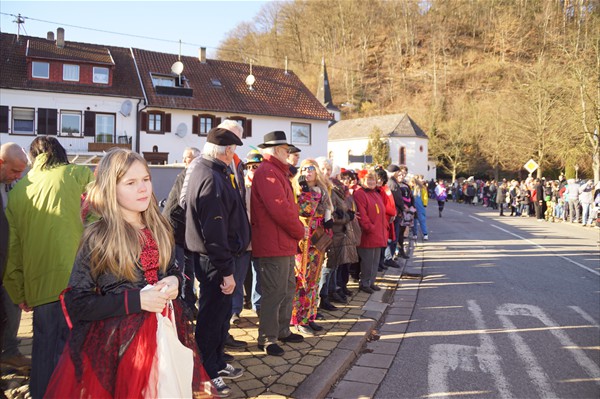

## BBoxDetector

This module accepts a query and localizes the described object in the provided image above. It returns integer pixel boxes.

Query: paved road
[376,202,600,399]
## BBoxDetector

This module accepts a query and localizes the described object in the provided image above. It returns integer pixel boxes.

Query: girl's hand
[140,286,169,313]
[155,275,179,300]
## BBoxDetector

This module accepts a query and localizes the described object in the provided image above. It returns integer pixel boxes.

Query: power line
[0,11,360,73]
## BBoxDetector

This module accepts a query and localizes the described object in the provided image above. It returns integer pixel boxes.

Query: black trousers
[193,253,232,379]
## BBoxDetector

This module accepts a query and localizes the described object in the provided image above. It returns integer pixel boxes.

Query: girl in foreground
[45,149,212,398]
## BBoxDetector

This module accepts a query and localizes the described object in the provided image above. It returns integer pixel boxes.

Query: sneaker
[280,332,304,343]
[224,334,247,348]
[296,324,316,336]
[218,364,243,380]
[412,235,418,240]
[230,313,240,325]
[0,354,31,371]
[211,377,231,397]
[423,235,429,241]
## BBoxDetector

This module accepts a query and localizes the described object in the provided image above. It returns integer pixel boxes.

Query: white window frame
[148,112,162,132]
[152,75,175,87]
[32,62,49,79]
[95,113,115,143]
[93,67,109,84]
[60,111,82,136]
[63,64,80,82]
[12,107,35,135]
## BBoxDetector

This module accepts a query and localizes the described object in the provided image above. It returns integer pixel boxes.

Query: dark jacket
[184,156,251,277]
[387,176,405,214]
[250,155,304,258]
[0,191,8,285]
[162,170,186,245]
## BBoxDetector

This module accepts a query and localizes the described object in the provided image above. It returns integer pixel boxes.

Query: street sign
[524,159,539,174]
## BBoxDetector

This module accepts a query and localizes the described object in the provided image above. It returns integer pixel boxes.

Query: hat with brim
[207,128,243,146]
[258,131,290,148]
[288,145,301,154]
[245,151,263,164]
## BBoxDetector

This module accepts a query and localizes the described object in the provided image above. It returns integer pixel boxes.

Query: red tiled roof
[27,39,114,64]
[133,48,332,121]
[0,33,143,98]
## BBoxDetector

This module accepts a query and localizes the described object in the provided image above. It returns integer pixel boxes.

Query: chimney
[57,27,65,48]
[47,31,54,41]
[199,47,206,63]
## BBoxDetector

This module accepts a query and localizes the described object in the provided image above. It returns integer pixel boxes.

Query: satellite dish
[175,122,187,138]
[119,100,132,117]
[245,74,255,87]
[171,61,184,75]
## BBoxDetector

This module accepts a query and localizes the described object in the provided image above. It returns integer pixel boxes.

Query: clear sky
[0,0,270,58]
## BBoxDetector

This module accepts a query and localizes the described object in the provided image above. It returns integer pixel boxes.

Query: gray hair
[203,142,230,158]
[262,147,277,156]
[183,147,201,158]
[218,119,243,138]
[315,156,332,169]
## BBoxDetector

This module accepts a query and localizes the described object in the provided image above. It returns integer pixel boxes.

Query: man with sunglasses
[251,131,305,356]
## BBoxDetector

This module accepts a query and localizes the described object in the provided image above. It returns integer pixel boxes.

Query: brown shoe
[1,353,31,371]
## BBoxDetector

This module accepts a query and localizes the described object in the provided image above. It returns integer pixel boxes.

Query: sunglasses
[247,164,259,170]
[301,166,316,172]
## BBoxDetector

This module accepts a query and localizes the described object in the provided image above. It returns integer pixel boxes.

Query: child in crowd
[45,149,212,398]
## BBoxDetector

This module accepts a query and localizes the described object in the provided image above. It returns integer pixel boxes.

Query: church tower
[316,57,340,125]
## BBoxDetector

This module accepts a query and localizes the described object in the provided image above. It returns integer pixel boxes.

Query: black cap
[288,145,301,154]
[258,131,290,148]
[207,128,243,146]
[386,164,400,173]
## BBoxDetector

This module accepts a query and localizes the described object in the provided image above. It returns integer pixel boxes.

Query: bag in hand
[311,226,333,253]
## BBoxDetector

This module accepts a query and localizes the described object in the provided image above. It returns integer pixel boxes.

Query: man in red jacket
[251,131,305,356]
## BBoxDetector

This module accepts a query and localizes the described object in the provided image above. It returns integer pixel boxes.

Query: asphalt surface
[375,202,600,399]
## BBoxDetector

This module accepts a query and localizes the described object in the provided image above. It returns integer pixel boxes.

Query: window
[95,113,115,143]
[60,111,82,136]
[227,116,252,138]
[152,75,175,87]
[291,122,311,145]
[32,62,49,79]
[93,67,109,84]
[192,114,221,136]
[12,108,35,134]
[63,64,80,81]
[148,113,162,132]
[399,147,406,165]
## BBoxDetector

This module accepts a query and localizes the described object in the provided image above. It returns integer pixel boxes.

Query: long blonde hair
[293,158,334,211]
[83,149,174,281]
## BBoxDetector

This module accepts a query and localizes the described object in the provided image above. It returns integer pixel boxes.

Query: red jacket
[378,185,396,241]
[353,186,387,248]
[250,155,305,257]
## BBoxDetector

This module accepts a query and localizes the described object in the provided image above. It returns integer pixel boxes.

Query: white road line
[467,300,513,399]
[469,215,484,222]
[487,223,600,277]
[496,305,558,399]
[569,306,600,327]
[498,304,600,390]
[448,209,463,215]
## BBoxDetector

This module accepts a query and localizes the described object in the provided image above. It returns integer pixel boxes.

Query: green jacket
[4,155,94,307]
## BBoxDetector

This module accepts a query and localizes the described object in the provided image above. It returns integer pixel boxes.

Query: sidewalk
[2,243,421,399]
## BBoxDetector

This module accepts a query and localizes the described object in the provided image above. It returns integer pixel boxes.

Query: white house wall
[328,136,430,177]
[141,111,330,164]
[0,88,139,152]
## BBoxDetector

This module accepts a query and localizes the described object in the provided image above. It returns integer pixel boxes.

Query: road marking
[487,224,600,277]
[469,215,484,222]
[496,304,558,399]
[569,306,600,327]
[498,304,600,390]
[448,209,463,215]
[427,301,513,399]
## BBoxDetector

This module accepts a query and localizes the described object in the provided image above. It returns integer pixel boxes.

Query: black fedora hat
[258,131,290,148]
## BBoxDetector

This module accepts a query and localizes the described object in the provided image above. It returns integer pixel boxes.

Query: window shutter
[215,117,222,126]
[141,111,148,131]
[164,113,171,133]
[37,108,47,135]
[0,106,8,132]
[84,111,96,137]
[244,119,252,138]
[192,115,199,134]
[47,109,57,135]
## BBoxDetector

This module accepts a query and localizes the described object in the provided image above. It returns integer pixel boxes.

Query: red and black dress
[45,228,213,398]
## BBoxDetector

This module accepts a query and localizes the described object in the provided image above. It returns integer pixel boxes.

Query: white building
[327,113,432,179]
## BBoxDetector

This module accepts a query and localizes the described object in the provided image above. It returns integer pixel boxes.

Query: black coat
[184,156,251,277]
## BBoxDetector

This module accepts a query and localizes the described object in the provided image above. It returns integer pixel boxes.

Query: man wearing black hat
[386,164,412,260]
[184,127,250,396]
[251,131,305,356]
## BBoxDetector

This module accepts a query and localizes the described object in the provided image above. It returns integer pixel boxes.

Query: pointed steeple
[316,57,340,123]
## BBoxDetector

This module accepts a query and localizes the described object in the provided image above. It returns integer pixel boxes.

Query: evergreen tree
[365,127,390,167]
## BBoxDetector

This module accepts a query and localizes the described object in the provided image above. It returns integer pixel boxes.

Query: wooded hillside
[216,0,599,181]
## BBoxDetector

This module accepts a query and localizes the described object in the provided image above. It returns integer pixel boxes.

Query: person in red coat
[374,167,398,271]
[353,170,387,294]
